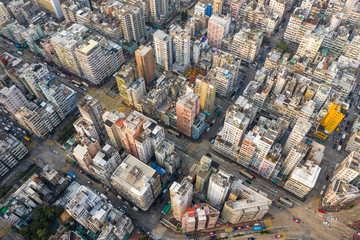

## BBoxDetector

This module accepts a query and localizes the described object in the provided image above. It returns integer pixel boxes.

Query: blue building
[191,113,207,140]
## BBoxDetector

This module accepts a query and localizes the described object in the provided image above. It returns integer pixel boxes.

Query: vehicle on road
[333,144,337,149]
[323,221,331,226]
[68,172,76,178]
[279,197,294,207]
[330,217,338,220]
[79,169,83,173]
[252,226,263,231]
[237,226,244,230]
[209,231,216,235]
[275,235,282,238]
[245,179,252,184]
[87,181,92,185]
[239,169,253,180]
[185,234,191,238]
[336,139,339,143]
[206,153,212,157]
[245,225,252,228]
[293,218,300,223]
[326,175,329,180]
[337,145,342,151]
[318,209,327,214]
[342,134,346,139]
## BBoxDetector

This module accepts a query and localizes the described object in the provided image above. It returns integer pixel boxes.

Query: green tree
[277,41,290,52]
[263,36,270,44]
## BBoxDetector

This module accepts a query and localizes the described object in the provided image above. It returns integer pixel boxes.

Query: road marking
[30,156,38,162]
[61,163,71,173]
[264,218,273,230]
[28,140,38,150]
[188,143,198,154]
[0,223,11,238]
[45,139,54,146]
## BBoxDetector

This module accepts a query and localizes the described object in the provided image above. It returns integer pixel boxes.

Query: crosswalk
[0,224,11,238]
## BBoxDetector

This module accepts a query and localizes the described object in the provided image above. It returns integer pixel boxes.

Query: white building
[0,86,31,114]
[127,77,146,111]
[282,142,308,175]
[282,117,311,156]
[170,25,191,67]
[170,176,193,220]
[331,151,360,183]
[20,63,50,100]
[207,170,231,208]
[284,161,321,198]
[153,30,173,71]
[0,3,10,25]
[119,3,146,42]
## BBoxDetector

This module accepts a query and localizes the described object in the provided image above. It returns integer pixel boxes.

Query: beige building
[72,137,101,172]
[296,30,323,62]
[103,111,124,150]
[331,151,360,183]
[135,46,156,86]
[207,170,231,208]
[346,130,360,153]
[222,180,271,224]
[78,95,104,134]
[170,176,193,220]
[230,28,263,62]
[322,179,360,206]
[0,3,10,25]
[344,33,360,61]
[282,142,308,175]
[194,75,216,114]
[284,161,321,198]
[110,155,162,211]
[282,117,311,156]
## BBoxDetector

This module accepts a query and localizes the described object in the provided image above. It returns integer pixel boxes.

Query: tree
[263,36,270,45]
[277,41,290,52]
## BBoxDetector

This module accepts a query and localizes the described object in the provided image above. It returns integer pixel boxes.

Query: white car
[330,217,338,221]
[323,221,331,226]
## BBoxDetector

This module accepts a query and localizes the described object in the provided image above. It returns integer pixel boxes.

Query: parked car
[206,153,212,157]
[326,175,330,181]
[275,235,282,238]
[293,218,300,223]
[209,231,216,235]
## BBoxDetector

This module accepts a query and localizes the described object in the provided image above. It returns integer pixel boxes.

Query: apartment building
[344,33,360,61]
[182,203,220,232]
[90,144,122,185]
[119,3,146,42]
[103,111,124,150]
[346,130,360,153]
[222,180,271,224]
[257,144,281,179]
[0,2,10,25]
[176,88,200,137]
[207,14,231,48]
[268,0,287,19]
[322,179,360,206]
[0,86,31,114]
[37,0,63,19]
[153,30,173,71]
[214,63,239,97]
[194,75,216,114]
[110,154,162,211]
[282,142,308,175]
[50,24,87,76]
[284,161,321,198]
[78,95,104,135]
[170,176,193,220]
[72,137,101,172]
[155,140,180,174]
[75,39,124,85]
[127,77,146,111]
[169,25,191,71]
[73,117,99,141]
[65,185,134,236]
[331,151,360,183]
[135,46,156,86]
[296,30,324,62]
[282,118,311,156]
[207,170,231,208]
[20,63,50,100]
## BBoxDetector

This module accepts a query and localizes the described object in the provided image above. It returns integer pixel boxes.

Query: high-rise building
[0,3,10,25]
[170,176,193,220]
[75,39,124,85]
[314,100,347,141]
[119,4,146,42]
[20,63,50,100]
[37,0,63,19]
[229,0,242,19]
[268,0,287,19]
[312,84,331,111]
[114,63,138,105]
[194,75,216,114]
[284,161,321,198]
[181,204,220,232]
[0,86,31,114]
[150,0,169,19]
[322,179,360,207]
[155,139,180,174]
[212,0,223,14]
[40,83,78,116]
[296,30,324,62]
[176,88,200,137]
[103,111,124,150]
[78,95,104,135]
[90,144,122,185]
[346,130,360,153]
[169,25,191,67]
[207,14,231,48]
[50,26,85,76]
[207,170,231,208]
[257,144,282,179]
[72,137,101,172]
[331,151,360,183]
[127,77,147,111]
[135,46,156,86]
[119,111,164,163]
[110,154,162,211]
[222,180,272,224]
[282,142,308,175]
[230,28,263,62]
[282,118,311,156]
[65,184,134,236]
[344,33,360,60]
[153,30,173,71]
[74,117,99,141]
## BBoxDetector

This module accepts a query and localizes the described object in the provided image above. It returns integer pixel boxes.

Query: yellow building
[114,63,138,105]
[194,76,216,114]
[314,101,348,141]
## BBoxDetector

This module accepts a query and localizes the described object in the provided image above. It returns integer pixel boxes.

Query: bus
[278,197,294,208]
[317,209,326,214]
[72,80,82,86]
[24,136,30,141]
[239,169,253,180]
[168,129,180,137]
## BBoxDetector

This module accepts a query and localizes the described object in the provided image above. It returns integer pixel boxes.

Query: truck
[117,195,122,200]
[342,134,346,139]
[252,226,263,231]
[132,206,140,212]
[337,145,342,152]
[225,227,235,233]
[100,193,108,199]
[68,172,76,178]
